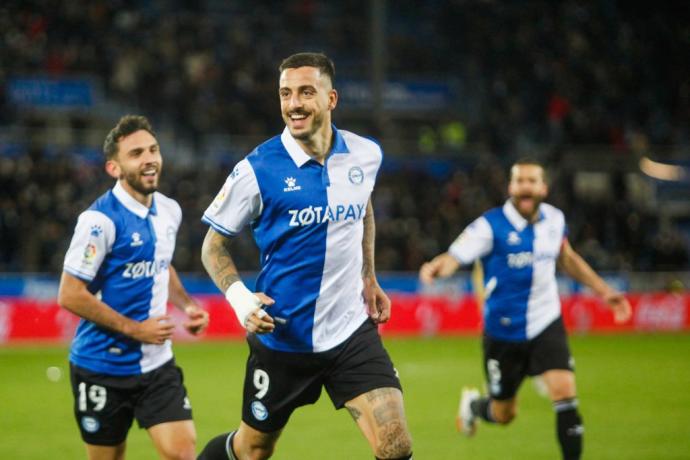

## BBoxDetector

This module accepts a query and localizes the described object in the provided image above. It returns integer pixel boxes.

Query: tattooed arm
[201,228,275,333]
[361,198,391,323]
[201,227,242,293]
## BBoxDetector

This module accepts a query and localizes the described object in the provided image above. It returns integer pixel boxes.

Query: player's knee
[160,443,196,460]
[549,384,576,402]
[373,421,412,459]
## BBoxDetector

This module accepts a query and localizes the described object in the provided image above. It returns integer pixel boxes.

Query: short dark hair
[103,115,155,160]
[511,157,547,182]
[279,52,335,85]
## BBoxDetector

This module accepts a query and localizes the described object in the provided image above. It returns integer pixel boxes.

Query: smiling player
[197,53,413,460]
[58,115,208,460]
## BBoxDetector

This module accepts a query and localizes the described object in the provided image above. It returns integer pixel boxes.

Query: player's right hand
[419,253,461,284]
[244,292,276,334]
[131,315,175,344]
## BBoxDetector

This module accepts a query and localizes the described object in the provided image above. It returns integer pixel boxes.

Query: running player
[58,115,209,460]
[420,158,632,460]
[197,52,413,460]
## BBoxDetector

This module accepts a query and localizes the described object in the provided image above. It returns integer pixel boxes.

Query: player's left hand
[183,304,210,335]
[363,276,391,324]
[604,292,632,324]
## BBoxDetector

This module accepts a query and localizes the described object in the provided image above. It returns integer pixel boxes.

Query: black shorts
[70,359,193,446]
[242,318,402,432]
[482,317,574,400]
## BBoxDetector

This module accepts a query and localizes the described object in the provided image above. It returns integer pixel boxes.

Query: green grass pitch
[1,334,689,459]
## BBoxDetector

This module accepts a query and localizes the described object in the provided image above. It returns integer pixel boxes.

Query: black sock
[470,397,495,423]
[197,431,237,460]
[375,454,413,460]
[554,399,583,460]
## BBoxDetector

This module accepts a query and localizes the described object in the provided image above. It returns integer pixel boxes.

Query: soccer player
[419,159,632,460]
[197,52,413,460]
[57,115,209,460]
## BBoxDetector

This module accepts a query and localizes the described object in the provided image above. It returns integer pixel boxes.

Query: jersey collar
[503,199,543,231]
[281,124,350,168]
[112,181,157,218]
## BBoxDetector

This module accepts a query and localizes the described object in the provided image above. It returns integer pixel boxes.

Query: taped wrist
[225,281,262,327]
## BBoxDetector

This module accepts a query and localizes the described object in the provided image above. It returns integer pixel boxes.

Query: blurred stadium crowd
[1,0,689,274]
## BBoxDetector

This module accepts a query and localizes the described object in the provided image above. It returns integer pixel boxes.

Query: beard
[286,109,325,141]
[512,194,544,219]
[122,169,158,195]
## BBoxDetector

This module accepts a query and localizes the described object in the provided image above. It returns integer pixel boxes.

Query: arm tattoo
[362,199,375,278]
[345,404,362,422]
[365,387,396,402]
[373,400,399,425]
[201,229,241,293]
[377,421,411,458]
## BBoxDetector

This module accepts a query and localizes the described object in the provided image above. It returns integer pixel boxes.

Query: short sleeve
[448,216,494,265]
[202,159,262,236]
[63,210,116,281]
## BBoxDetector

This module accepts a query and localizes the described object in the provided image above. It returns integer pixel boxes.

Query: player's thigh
[324,319,402,410]
[482,335,529,400]
[135,360,193,431]
[344,387,411,454]
[147,420,196,460]
[527,317,574,376]
[70,364,136,447]
[527,318,576,401]
[541,369,577,401]
[85,442,126,460]
[241,334,323,432]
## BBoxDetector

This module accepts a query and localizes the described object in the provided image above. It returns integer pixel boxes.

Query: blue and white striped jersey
[203,126,382,353]
[449,200,567,341]
[63,181,182,375]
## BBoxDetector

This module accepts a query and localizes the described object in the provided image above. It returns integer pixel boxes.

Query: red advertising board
[1,293,688,343]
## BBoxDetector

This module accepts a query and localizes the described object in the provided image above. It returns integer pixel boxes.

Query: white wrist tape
[225,281,262,327]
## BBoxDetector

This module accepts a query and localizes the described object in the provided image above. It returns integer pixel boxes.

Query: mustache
[288,109,310,116]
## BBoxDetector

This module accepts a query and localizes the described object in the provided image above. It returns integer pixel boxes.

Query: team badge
[348,166,364,184]
[90,225,103,237]
[251,401,268,420]
[81,416,100,433]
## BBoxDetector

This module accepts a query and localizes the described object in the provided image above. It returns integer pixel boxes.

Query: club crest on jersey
[507,231,521,245]
[90,225,103,237]
[348,166,364,184]
[283,177,302,192]
[130,232,143,247]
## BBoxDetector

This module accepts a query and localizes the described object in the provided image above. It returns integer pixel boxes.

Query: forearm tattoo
[202,230,240,292]
[362,200,376,278]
